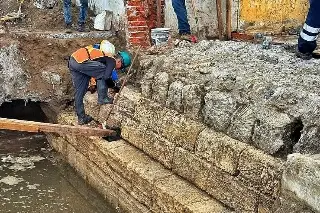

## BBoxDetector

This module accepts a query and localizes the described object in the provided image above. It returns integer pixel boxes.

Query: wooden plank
[226,0,232,40]
[216,0,224,40]
[0,118,115,137]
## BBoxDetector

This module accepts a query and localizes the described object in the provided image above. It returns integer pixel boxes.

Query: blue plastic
[111,69,119,81]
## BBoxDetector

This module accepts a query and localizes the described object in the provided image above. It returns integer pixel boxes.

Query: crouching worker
[68,41,131,125]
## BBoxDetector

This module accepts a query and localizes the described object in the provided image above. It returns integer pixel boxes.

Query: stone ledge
[48,114,230,213]
[282,154,320,212]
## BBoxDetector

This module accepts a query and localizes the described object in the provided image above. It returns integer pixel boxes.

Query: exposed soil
[0,0,95,31]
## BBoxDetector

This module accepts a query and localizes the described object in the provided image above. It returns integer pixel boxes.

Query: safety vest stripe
[303,23,320,34]
[300,31,318,42]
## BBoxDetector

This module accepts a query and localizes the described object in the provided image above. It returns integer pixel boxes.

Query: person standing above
[296,0,320,60]
[68,40,131,125]
[63,0,88,32]
[172,0,194,41]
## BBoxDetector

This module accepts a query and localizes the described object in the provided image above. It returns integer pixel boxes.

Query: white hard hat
[100,40,115,56]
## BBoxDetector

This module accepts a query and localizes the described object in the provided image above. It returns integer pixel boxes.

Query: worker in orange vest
[68,40,131,125]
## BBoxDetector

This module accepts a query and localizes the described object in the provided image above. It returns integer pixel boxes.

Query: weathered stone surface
[86,160,119,207]
[139,40,320,154]
[0,44,29,104]
[34,0,57,9]
[118,187,151,213]
[152,72,169,104]
[294,127,320,155]
[252,109,296,154]
[227,105,256,143]
[184,199,233,213]
[141,67,156,98]
[128,154,172,207]
[195,128,248,175]
[116,86,142,113]
[203,91,237,131]
[121,118,146,149]
[84,93,100,119]
[46,133,67,155]
[135,98,204,151]
[238,148,284,198]
[166,80,184,112]
[282,153,320,212]
[172,147,211,189]
[206,166,258,212]
[153,175,227,213]
[182,84,203,120]
[142,129,176,169]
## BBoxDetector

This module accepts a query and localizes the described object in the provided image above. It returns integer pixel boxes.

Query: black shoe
[65,23,72,34]
[295,47,312,60]
[78,115,93,125]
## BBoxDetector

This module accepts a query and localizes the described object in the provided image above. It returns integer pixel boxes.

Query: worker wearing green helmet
[69,43,132,125]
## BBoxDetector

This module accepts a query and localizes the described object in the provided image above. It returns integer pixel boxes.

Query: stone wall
[138,40,320,156]
[49,111,231,213]
[75,83,317,212]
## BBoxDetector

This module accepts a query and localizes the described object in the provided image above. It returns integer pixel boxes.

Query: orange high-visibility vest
[71,45,113,64]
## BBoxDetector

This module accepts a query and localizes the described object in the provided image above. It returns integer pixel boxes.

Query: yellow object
[0,0,24,22]
[240,0,309,32]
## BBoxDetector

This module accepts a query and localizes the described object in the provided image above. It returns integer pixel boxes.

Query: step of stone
[50,111,232,213]
[83,87,284,212]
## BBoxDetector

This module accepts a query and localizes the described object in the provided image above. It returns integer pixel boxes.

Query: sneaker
[78,115,93,125]
[65,23,72,34]
[98,96,113,105]
[295,47,312,60]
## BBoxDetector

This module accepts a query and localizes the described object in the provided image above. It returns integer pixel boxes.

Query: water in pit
[0,130,118,213]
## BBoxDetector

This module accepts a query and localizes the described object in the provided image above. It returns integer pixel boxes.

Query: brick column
[126,0,165,48]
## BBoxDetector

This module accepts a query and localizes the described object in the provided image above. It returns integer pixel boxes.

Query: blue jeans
[63,0,88,25]
[172,0,191,34]
[298,0,320,53]
[69,58,110,120]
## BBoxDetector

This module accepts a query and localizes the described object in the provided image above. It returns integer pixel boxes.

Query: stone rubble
[139,40,320,155]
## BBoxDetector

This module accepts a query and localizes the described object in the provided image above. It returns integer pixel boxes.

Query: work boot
[98,96,113,105]
[78,115,93,125]
[65,23,72,34]
[295,47,312,60]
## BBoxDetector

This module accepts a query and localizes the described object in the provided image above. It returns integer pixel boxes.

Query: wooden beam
[216,0,224,40]
[226,0,232,40]
[0,118,116,137]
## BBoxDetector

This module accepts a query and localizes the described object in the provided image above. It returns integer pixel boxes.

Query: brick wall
[126,0,165,48]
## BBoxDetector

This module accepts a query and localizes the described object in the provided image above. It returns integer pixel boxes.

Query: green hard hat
[118,51,131,68]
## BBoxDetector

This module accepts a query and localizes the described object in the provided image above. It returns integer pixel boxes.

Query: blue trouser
[63,0,88,25]
[172,0,191,34]
[298,0,320,54]
[69,58,109,120]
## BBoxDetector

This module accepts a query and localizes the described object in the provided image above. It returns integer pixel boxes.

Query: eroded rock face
[281,153,320,212]
[139,40,320,155]
[0,45,28,104]
[34,0,57,9]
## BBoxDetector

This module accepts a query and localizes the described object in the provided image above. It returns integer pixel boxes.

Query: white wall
[164,0,240,38]
[85,0,126,30]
